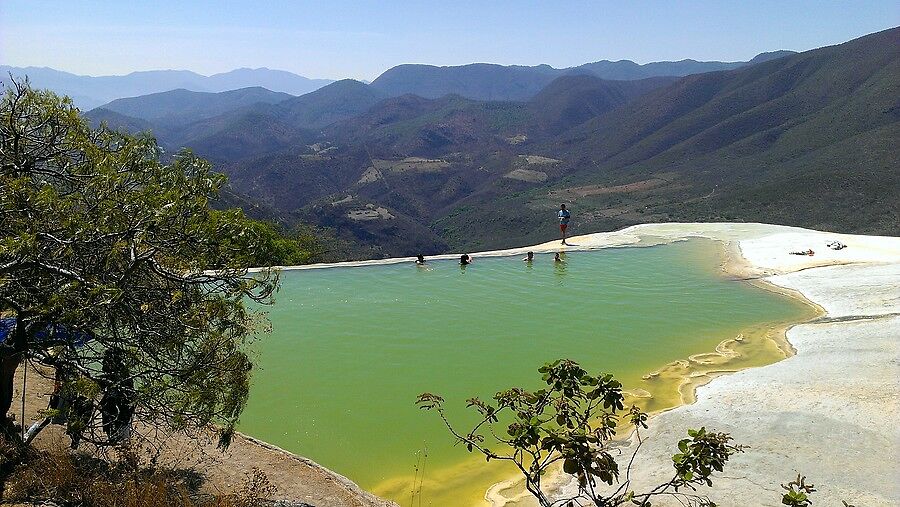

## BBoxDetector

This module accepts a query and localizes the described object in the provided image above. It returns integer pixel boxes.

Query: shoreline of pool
[239,222,899,507]
[518,223,899,506]
[485,225,829,505]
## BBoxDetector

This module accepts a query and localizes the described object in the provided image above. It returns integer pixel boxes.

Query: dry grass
[0,436,276,507]
[548,177,671,199]
[519,155,561,165]
[504,168,548,182]
[371,157,450,173]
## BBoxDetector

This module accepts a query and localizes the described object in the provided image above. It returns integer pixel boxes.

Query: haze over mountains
[4,51,795,109]
[0,66,334,109]
[100,87,294,125]
[369,51,796,101]
[49,29,900,258]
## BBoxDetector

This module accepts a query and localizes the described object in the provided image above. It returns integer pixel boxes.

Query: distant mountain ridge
[211,30,899,255]
[100,87,293,125]
[0,66,334,108]
[85,79,390,162]
[85,49,792,142]
[64,29,900,259]
[82,28,898,259]
[370,51,797,101]
[572,50,796,80]
[5,51,795,109]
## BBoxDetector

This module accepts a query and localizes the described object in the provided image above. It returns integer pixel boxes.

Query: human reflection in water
[554,251,567,283]
[459,253,472,272]
[415,254,433,271]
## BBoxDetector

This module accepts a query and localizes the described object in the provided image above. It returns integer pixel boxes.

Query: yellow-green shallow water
[239,239,810,506]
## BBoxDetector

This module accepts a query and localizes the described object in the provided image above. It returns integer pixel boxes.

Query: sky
[1,1,898,80]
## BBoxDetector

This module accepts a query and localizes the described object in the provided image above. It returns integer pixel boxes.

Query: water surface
[239,240,809,505]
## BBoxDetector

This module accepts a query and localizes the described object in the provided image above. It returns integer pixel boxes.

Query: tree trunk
[0,318,29,432]
[0,349,22,427]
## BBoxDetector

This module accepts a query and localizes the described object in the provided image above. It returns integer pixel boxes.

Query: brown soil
[504,168,549,182]
[549,177,670,198]
[8,363,396,507]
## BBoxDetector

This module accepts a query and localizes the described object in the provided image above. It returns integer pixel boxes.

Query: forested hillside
[83,28,899,258]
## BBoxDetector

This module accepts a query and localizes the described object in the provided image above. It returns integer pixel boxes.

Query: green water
[239,240,806,499]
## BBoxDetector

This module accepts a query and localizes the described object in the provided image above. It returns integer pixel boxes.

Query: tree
[417,359,744,506]
[0,79,299,447]
[243,219,323,267]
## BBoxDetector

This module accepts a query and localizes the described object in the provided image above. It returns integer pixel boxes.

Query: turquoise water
[238,240,808,504]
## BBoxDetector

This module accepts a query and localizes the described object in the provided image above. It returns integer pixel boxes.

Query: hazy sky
[2,1,897,80]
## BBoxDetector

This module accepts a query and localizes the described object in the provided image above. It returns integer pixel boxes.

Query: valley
[4,7,899,507]
[74,27,898,259]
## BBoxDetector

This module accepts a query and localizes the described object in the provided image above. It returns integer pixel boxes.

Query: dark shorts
[560,223,568,233]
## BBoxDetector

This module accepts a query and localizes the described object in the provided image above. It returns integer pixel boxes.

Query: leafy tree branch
[418,359,744,506]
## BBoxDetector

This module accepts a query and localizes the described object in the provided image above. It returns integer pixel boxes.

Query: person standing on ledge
[558,203,571,245]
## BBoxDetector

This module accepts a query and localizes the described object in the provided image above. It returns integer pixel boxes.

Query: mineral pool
[239,239,812,506]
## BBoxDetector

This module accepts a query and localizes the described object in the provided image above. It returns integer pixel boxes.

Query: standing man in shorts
[558,203,571,245]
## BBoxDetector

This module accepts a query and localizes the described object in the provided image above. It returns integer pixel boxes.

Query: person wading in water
[558,204,571,245]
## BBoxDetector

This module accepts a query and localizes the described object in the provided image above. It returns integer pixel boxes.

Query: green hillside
[433,27,899,250]
[79,28,899,258]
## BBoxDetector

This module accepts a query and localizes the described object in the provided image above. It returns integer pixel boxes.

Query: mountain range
[369,51,795,101]
[75,28,898,259]
[98,87,294,125]
[4,51,794,109]
[0,66,334,109]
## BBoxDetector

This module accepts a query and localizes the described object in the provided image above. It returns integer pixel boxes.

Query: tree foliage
[243,220,321,267]
[417,359,744,506]
[0,79,301,446]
